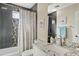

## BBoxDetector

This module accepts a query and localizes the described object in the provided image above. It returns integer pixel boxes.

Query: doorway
[48,11,57,43]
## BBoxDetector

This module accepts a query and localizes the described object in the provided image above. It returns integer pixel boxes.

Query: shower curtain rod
[0,3,17,8]
[0,3,36,12]
[7,3,37,12]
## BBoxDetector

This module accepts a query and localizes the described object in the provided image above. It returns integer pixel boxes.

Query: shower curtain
[18,8,36,55]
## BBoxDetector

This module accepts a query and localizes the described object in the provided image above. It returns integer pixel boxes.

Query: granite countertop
[34,40,79,56]
[34,40,69,56]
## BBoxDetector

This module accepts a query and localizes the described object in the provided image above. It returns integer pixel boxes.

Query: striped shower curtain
[18,8,36,55]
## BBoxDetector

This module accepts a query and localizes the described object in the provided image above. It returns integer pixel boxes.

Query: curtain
[18,8,36,55]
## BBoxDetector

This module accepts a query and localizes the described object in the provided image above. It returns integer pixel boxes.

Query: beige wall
[57,4,79,45]
[37,3,48,44]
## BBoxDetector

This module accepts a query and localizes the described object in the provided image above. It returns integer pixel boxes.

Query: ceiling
[48,3,74,13]
[13,3,35,9]
[13,3,74,13]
